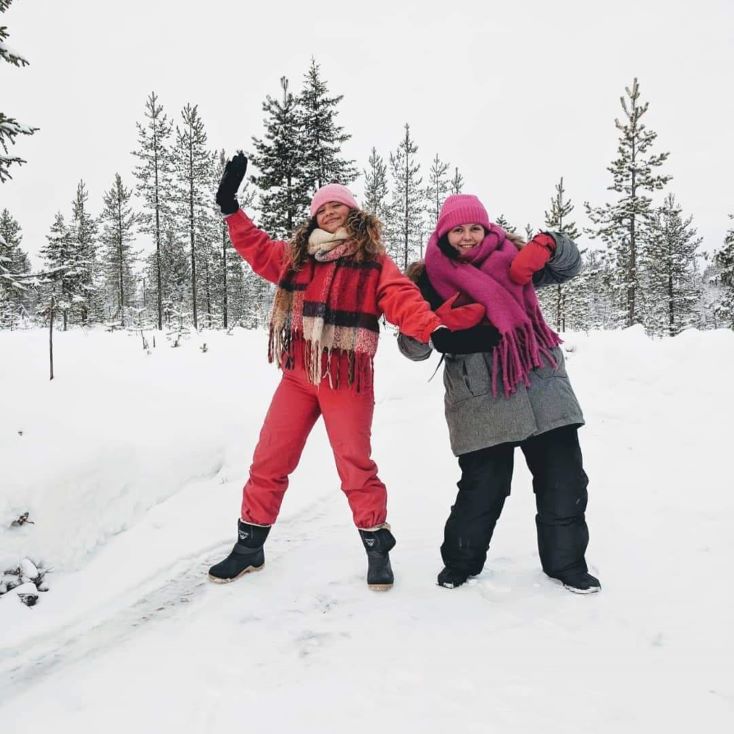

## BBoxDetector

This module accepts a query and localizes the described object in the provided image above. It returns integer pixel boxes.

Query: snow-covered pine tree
[160,225,190,326]
[387,124,424,269]
[251,77,309,239]
[539,177,582,331]
[0,208,31,327]
[171,103,214,329]
[495,214,517,233]
[697,254,723,330]
[585,78,671,328]
[545,177,581,240]
[714,215,734,329]
[0,0,38,183]
[561,249,616,331]
[449,166,464,195]
[362,147,389,223]
[642,193,702,336]
[425,154,450,225]
[99,173,140,326]
[132,92,173,330]
[40,213,75,330]
[69,181,98,325]
[299,57,357,192]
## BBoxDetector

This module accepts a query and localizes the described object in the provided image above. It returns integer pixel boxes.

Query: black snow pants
[440,424,590,579]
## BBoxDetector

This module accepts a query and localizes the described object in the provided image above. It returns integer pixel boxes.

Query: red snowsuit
[226,210,441,529]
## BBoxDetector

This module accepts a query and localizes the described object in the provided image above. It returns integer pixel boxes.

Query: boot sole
[208,563,264,584]
[563,582,601,594]
[368,582,393,592]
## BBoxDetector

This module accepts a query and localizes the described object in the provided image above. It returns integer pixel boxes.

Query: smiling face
[315,201,351,233]
[446,223,486,253]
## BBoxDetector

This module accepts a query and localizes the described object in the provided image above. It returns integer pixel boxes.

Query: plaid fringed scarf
[268,227,383,390]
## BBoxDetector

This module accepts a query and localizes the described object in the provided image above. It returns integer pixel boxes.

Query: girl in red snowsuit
[208,154,493,590]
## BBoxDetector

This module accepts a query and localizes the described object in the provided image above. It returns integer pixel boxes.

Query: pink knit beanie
[435,194,491,238]
[309,183,359,217]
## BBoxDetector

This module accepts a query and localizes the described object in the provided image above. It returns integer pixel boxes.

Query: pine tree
[585,78,671,327]
[545,177,580,240]
[698,254,724,330]
[425,154,451,225]
[565,250,617,331]
[641,193,702,336]
[449,166,464,195]
[0,208,31,326]
[299,57,357,191]
[714,215,734,328]
[99,174,140,326]
[362,147,389,222]
[171,103,214,329]
[495,214,517,233]
[69,181,98,324]
[251,77,309,238]
[387,124,424,269]
[541,177,581,330]
[40,213,74,330]
[0,0,38,183]
[132,92,173,330]
[163,225,191,325]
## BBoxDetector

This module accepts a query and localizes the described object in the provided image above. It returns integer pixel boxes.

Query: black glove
[430,324,501,354]
[216,151,248,215]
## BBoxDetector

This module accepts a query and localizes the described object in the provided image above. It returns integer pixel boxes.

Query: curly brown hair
[506,231,527,250]
[285,209,387,271]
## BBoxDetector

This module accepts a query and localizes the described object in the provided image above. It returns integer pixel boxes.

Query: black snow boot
[208,520,271,584]
[556,571,601,594]
[358,527,396,591]
[437,566,470,589]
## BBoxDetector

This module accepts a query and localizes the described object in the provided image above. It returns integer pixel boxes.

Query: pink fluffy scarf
[424,224,561,396]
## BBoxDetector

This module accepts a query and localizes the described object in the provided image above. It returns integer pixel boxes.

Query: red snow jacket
[225,209,442,345]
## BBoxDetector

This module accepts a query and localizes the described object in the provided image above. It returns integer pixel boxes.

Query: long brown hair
[286,209,386,271]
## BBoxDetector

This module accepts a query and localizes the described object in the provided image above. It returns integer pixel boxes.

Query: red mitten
[508,233,556,285]
[436,292,486,330]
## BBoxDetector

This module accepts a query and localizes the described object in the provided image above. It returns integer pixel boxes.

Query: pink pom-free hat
[435,194,491,238]
[310,183,359,217]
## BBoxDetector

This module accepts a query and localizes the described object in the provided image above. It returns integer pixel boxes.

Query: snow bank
[0,325,732,733]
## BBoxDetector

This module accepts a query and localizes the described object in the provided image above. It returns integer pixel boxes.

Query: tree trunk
[189,142,197,329]
[668,273,675,336]
[154,143,163,331]
[49,296,55,381]
[222,222,228,329]
[117,200,125,327]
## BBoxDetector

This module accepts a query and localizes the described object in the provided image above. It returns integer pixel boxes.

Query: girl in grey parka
[398,194,600,594]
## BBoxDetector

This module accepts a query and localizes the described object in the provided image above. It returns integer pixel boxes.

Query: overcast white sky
[2,0,733,266]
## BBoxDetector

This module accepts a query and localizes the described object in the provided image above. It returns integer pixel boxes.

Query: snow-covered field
[1,326,733,733]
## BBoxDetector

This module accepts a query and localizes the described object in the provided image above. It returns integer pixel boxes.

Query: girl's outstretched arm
[532,231,583,288]
[225,210,287,285]
[376,255,442,343]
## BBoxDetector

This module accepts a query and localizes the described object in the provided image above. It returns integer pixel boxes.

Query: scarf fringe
[492,319,561,398]
[269,325,374,391]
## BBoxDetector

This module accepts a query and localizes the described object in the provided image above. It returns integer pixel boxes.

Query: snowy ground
[1,326,733,733]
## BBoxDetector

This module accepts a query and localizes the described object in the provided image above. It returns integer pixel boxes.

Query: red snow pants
[241,366,388,529]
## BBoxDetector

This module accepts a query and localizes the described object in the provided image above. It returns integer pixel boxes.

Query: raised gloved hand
[508,232,557,285]
[216,151,248,215]
[430,324,501,354]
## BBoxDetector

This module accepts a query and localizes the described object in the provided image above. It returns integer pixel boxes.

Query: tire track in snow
[0,491,339,698]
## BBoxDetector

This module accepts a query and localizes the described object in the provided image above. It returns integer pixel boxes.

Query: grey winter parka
[397,231,585,456]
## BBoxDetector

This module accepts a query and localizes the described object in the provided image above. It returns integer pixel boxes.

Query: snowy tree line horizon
[2,38,734,337]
